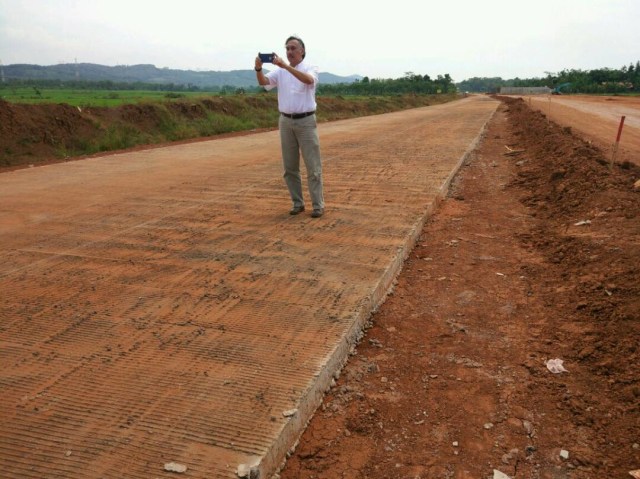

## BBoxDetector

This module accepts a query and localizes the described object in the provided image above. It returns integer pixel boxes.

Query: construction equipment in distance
[552,82,572,95]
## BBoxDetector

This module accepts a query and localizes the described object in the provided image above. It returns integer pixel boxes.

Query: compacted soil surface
[1,95,638,479]
[279,97,640,479]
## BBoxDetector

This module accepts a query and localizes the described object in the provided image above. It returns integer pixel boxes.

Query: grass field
[0,86,223,107]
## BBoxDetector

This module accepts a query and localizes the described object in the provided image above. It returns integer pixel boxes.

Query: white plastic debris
[164,462,187,473]
[574,220,591,226]
[282,409,297,418]
[545,358,569,373]
[560,449,570,459]
[237,464,251,478]
[493,469,512,479]
[237,462,261,478]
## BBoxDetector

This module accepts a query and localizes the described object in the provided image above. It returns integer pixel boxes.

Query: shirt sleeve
[306,64,319,84]
[263,69,279,91]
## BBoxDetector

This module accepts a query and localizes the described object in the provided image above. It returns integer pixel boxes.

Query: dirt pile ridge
[0,94,455,171]
[278,96,640,479]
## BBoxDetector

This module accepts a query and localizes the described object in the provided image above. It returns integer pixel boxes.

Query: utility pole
[75,57,79,79]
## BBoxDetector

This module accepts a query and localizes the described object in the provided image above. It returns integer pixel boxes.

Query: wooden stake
[610,116,626,167]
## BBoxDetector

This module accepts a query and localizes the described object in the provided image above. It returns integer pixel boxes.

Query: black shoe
[289,205,305,215]
[311,208,324,218]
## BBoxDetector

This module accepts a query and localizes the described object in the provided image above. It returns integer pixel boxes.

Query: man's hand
[271,53,314,85]
[272,54,285,68]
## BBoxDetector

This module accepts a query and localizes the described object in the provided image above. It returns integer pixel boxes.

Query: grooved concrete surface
[0,95,498,478]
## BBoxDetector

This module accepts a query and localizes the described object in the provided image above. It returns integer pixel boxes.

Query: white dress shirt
[264,59,319,114]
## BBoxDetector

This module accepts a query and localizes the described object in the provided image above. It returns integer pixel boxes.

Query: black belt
[281,111,315,119]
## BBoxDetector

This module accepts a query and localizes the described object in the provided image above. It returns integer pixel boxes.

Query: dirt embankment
[279,96,640,479]
[0,94,456,171]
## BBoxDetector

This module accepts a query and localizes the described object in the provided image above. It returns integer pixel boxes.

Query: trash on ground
[494,469,512,479]
[237,464,253,478]
[574,220,591,226]
[504,145,525,156]
[545,358,569,373]
[282,409,297,417]
[164,462,187,473]
[560,449,570,459]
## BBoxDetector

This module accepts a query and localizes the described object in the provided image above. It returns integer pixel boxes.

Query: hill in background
[2,63,362,88]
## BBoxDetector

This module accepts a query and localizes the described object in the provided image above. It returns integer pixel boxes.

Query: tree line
[4,61,638,97]
[1,72,458,97]
[457,61,640,94]
[317,72,456,95]
[0,78,247,94]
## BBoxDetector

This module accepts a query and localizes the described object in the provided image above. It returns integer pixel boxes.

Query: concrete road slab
[0,95,498,478]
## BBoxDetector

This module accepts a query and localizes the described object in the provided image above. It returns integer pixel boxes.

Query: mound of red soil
[279,96,640,479]
[0,99,97,167]
[0,94,456,171]
[0,97,274,170]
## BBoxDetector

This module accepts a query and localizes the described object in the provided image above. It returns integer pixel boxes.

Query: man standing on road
[255,35,325,218]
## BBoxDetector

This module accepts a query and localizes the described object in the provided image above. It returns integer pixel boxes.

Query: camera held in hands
[259,53,275,63]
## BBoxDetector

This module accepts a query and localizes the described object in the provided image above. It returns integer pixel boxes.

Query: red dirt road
[526,94,640,166]
[1,94,638,479]
[0,97,498,478]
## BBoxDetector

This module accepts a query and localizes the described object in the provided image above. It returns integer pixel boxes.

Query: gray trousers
[279,114,324,210]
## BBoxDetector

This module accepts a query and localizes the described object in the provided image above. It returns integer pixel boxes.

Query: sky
[0,0,638,82]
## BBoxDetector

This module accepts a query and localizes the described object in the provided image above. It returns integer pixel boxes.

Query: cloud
[1,0,638,80]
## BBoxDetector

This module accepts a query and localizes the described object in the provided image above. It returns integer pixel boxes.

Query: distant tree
[456,77,505,93]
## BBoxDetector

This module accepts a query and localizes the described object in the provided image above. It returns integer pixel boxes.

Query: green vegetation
[82,97,281,155]
[318,72,456,96]
[4,60,638,101]
[458,61,640,94]
[0,85,237,107]
[0,71,458,106]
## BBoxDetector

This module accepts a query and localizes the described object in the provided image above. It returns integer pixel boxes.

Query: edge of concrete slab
[252,109,497,479]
